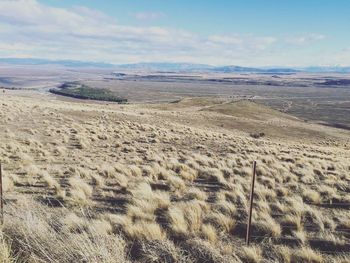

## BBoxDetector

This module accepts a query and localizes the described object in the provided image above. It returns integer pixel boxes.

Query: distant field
[82,72,350,130]
[259,97,350,130]
[1,66,350,130]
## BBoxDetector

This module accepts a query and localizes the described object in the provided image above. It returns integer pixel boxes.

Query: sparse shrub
[250,132,265,139]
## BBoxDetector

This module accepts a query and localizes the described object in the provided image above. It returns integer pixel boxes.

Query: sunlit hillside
[0,92,349,262]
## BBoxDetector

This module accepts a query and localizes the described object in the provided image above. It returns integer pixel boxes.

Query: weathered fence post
[0,163,3,225]
[246,161,257,245]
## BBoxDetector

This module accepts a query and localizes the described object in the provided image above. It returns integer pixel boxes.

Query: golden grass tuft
[125,221,166,241]
[273,245,292,263]
[185,187,207,201]
[2,176,14,192]
[136,240,188,263]
[0,232,15,263]
[255,214,281,237]
[240,245,263,263]
[302,188,321,204]
[291,247,324,263]
[281,214,302,231]
[205,212,235,233]
[41,171,60,189]
[168,206,188,236]
[62,212,87,233]
[68,177,93,205]
[201,224,217,243]
[167,175,186,191]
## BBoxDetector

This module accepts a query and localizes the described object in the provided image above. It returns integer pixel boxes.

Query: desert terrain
[0,67,349,262]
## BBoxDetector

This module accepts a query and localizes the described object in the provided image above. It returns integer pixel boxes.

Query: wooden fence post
[246,161,257,245]
[0,163,3,225]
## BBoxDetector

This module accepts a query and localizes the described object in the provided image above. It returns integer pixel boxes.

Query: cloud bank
[0,0,340,66]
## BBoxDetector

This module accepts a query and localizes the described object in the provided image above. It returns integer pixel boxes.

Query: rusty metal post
[0,163,3,225]
[246,161,257,245]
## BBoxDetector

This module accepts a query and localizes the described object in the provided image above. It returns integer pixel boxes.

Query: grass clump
[291,247,323,263]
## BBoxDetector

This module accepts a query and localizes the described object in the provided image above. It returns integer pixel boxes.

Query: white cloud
[285,33,325,45]
[208,35,243,45]
[0,0,336,66]
[0,42,33,51]
[133,12,165,20]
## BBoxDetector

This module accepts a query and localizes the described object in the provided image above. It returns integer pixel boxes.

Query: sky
[0,0,349,66]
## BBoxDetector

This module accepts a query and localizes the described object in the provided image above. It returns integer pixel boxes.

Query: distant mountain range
[115,62,214,71]
[0,58,114,68]
[1,58,350,73]
[301,66,350,73]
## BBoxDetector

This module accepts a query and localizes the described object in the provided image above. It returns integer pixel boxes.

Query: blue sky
[0,0,349,66]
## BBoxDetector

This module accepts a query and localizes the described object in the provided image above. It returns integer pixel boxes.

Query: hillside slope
[0,92,349,262]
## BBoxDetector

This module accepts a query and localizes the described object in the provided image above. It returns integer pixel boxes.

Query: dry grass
[134,240,189,263]
[68,177,93,205]
[168,206,188,236]
[3,198,130,263]
[240,245,263,263]
[0,95,349,262]
[125,221,166,241]
[41,171,60,189]
[255,214,281,237]
[201,224,217,243]
[205,212,235,233]
[291,247,324,263]
[0,232,15,263]
[302,188,321,204]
